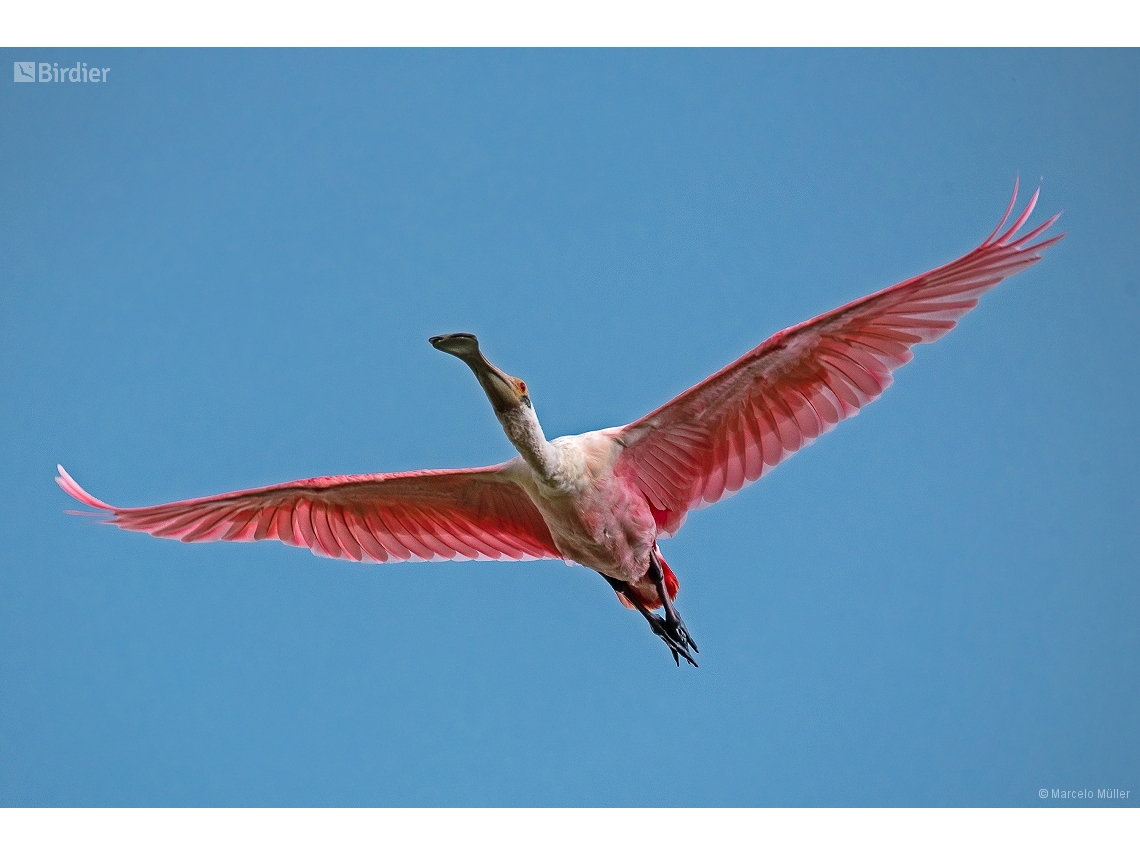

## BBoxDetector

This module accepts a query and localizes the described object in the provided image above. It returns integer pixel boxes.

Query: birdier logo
[13,61,110,83]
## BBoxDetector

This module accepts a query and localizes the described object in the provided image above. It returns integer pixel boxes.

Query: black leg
[602,571,698,667]
[647,552,698,655]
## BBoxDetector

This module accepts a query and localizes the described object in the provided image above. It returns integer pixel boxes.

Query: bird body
[508,429,659,586]
[58,184,1062,664]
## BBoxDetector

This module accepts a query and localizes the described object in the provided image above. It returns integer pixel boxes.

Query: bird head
[429,333,532,414]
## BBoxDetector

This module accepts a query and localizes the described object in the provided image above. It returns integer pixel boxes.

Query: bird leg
[647,551,698,658]
[603,567,698,667]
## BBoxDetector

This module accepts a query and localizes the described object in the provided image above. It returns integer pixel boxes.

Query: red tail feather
[614,546,681,610]
[656,549,680,601]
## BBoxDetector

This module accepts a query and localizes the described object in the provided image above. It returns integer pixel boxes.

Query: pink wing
[614,183,1063,536]
[56,463,561,563]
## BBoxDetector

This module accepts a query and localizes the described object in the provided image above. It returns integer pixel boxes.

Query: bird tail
[656,548,681,602]
[614,545,681,610]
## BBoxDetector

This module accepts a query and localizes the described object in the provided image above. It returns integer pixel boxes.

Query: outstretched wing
[614,183,1063,536]
[56,463,561,563]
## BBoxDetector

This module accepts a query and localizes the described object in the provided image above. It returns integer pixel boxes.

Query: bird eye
[518,381,527,393]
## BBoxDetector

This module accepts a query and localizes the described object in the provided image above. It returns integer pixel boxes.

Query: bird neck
[498,405,558,481]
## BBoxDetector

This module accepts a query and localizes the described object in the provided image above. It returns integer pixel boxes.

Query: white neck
[498,405,558,481]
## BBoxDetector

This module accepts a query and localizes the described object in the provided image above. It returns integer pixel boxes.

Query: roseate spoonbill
[57,185,1061,665]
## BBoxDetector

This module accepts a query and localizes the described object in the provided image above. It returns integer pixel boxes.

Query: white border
[3,1,1138,47]
[1,808,1137,854]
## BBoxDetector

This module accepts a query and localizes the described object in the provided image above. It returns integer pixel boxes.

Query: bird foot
[645,609,699,666]
[645,549,698,666]
[603,568,698,667]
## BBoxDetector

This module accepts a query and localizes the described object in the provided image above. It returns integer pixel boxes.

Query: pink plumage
[58,183,1062,664]
[613,181,1061,535]
[57,464,560,563]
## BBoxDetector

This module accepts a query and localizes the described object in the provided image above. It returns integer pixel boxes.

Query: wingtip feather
[55,465,115,511]
[994,187,1040,247]
[983,177,1020,245]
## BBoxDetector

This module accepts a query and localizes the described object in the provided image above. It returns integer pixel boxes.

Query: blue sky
[1,49,1136,807]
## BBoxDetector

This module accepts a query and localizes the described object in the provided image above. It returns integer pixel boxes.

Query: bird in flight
[58,184,1061,666]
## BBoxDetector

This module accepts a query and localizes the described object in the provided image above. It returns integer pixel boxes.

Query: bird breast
[512,431,657,581]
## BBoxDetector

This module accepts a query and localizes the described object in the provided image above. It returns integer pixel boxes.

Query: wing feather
[56,462,561,564]
[614,183,1063,535]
